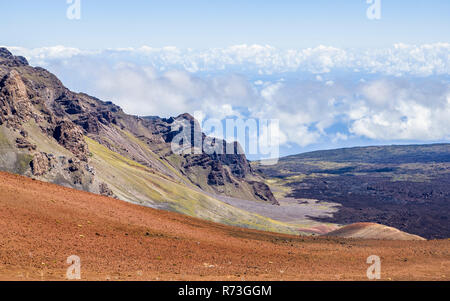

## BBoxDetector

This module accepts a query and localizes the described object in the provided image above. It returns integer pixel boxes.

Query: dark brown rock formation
[53,120,89,161]
[30,152,50,176]
[99,182,115,198]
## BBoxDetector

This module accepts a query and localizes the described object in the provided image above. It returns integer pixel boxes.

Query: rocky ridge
[0,47,277,209]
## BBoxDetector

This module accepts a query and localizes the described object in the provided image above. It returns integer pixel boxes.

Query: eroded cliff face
[0,47,277,206]
[0,70,33,127]
[0,51,97,192]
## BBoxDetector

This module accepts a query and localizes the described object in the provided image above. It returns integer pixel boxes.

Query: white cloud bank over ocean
[8,43,450,76]
[4,44,450,155]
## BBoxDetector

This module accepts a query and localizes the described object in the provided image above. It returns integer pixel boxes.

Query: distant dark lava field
[258,144,450,239]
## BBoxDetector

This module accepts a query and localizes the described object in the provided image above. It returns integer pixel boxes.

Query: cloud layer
[8,43,450,76]
[3,44,450,154]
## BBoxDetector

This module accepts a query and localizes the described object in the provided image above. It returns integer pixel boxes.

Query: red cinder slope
[0,172,447,281]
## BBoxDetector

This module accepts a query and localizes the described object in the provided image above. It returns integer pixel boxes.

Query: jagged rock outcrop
[99,182,116,198]
[30,152,51,176]
[141,114,276,202]
[0,70,33,127]
[0,50,89,163]
[53,120,89,161]
[0,48,28,68]
[249,181,279,205]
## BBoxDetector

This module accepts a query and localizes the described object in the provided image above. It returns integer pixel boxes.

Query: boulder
[30,152,50,176]
[16,137,37,151]
[249,181,279,205]
[99,183,115,198]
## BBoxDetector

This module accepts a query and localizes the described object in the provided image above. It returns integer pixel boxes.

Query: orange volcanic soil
[0,171,448,281]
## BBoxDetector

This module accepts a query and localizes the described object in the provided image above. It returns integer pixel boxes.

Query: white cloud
[350,80,450,140]
[3,44,450,149]
[6,43,450,76]
[5,46,97,66]
[260,83,283,101]
[361,79,394,106]
[103,67,447,146]
[332,133,349,143]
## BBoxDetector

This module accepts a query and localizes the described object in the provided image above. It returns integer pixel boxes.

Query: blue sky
[1,1,450,158]
[1,0,450,49]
